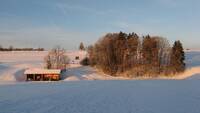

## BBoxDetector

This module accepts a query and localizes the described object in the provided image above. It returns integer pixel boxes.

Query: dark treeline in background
[87,32,185,77]
[0,45,44,51]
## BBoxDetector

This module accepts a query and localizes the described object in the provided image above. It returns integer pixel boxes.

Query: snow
[185,51,200,68]
[24,68,61,75]
[0,51,200,113]
[0,51,87,82]
[1,80,200,113]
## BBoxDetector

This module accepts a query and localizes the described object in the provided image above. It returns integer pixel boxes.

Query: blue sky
[0,0,200,50]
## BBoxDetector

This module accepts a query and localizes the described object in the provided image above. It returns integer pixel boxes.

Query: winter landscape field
[1,0,200,112]
[0,50,200,113]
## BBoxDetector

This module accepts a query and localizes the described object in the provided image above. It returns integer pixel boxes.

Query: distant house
[24,68,61,81]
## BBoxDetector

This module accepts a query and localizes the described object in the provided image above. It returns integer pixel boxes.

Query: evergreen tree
[141,35,159,75]
[126,32,140,68]
[170,40,185,73]
[115,31,127,72]
[79,42,85,51]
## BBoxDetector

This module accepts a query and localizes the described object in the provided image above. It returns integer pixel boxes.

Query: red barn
[24,68,61,81]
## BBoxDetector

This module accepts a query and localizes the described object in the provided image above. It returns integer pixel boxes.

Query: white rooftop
[24,68,61,75]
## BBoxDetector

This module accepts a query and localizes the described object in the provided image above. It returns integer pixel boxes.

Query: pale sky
[0,0,200,50]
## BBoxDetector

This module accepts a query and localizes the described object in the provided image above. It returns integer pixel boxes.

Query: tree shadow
[14,69,26,82]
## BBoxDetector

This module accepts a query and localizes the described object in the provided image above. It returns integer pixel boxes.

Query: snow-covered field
[1,80,200,113]
[0,51,129,83]
[0,51,88,82]
[0,51,200,113]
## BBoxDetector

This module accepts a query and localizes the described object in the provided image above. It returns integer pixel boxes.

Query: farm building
[24,68,61,81]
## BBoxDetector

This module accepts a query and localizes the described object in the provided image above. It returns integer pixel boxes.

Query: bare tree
[154,37,171,72]
[44,46,69,70]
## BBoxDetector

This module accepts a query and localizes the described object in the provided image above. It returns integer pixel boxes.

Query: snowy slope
[0,51,87,82]
[0,80,200,113]
[0,51,45,82]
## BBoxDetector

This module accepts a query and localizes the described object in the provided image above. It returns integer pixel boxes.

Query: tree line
[0,45,44,51]
[87,32,185,77]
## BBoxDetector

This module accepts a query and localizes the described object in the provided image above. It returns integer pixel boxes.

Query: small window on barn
[75,56,79,60]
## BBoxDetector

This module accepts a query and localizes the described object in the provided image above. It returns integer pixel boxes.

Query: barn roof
[24,68,61,75]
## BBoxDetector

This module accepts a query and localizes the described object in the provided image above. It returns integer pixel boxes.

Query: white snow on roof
[24,68,61,75]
